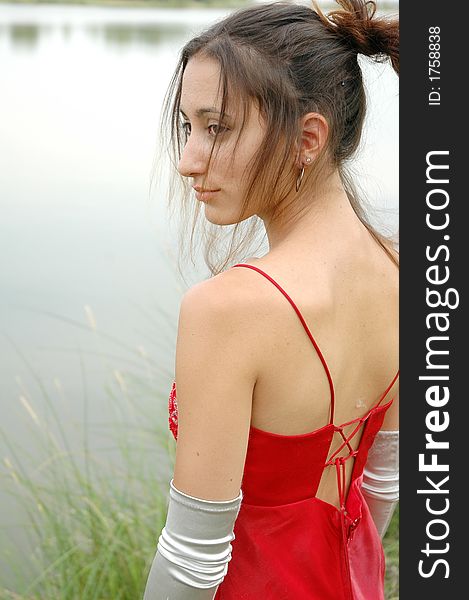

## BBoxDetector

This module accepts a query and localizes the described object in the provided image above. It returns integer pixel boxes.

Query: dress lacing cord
[323,419,363,542]
[323,369,400,541]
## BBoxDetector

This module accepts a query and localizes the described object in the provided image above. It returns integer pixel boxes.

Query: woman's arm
[172,277,257,500]
[143,275,259,599]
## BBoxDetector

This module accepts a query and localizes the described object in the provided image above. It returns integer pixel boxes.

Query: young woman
[144,1,399,598]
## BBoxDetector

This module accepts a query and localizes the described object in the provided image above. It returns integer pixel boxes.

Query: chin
[205,214,238,226]
[201,204,241,226]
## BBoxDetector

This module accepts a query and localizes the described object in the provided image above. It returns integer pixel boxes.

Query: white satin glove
[143,480,242,600]
[361,429,399,539]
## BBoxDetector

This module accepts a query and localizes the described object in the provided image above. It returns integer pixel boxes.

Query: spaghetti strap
[232,263,336,423]
[374,369,400,409]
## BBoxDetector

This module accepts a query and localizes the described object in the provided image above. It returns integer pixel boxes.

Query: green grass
[383,504,399,599]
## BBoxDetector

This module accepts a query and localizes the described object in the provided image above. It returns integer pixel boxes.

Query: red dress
[168,263,399,600]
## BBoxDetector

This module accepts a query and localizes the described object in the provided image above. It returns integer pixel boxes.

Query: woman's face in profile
[178,54,266,225]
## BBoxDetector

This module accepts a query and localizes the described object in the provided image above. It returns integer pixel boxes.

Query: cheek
[225,145,258,180]
[211,131,264,183]
[206,145,232,175]
[239,133,264,173]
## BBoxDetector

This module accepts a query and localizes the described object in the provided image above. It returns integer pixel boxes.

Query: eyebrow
[179,107,232,119]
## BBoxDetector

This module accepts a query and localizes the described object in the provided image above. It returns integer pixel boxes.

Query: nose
[177,135,208,179]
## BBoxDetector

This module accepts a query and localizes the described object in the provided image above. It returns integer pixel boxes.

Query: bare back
[226,229,399,507]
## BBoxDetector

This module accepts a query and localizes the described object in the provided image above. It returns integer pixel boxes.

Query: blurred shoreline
[1,0,248,8]
[0,1,248,9]
[0,0,399,9]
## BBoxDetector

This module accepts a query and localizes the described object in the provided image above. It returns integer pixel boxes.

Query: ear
[295,112,329,167]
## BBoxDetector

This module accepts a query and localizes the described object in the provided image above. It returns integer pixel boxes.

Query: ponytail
[312,0,399,75]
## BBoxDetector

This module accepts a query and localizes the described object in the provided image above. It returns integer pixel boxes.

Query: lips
[193,186,220,202]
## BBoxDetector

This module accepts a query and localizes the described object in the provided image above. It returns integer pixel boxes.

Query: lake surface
[0,1,398,589]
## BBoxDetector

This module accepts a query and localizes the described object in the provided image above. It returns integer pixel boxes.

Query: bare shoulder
[181,256,284,318]
[180,263,269,327]
[177,265,273,381]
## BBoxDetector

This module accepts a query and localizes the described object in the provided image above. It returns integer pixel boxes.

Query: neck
[260,170,364,254]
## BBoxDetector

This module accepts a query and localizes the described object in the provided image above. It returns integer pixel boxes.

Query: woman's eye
[208,123,228,136]
[181,122,228,139]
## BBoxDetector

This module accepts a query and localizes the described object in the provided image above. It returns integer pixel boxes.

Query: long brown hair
[155,0,399,278]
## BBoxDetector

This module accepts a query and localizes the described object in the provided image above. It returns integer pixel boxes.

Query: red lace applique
[168,380,178,440]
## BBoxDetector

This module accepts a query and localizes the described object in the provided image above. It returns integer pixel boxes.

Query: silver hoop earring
[296,166,305,192]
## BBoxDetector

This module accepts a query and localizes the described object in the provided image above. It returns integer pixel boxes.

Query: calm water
[0,1,398,589]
